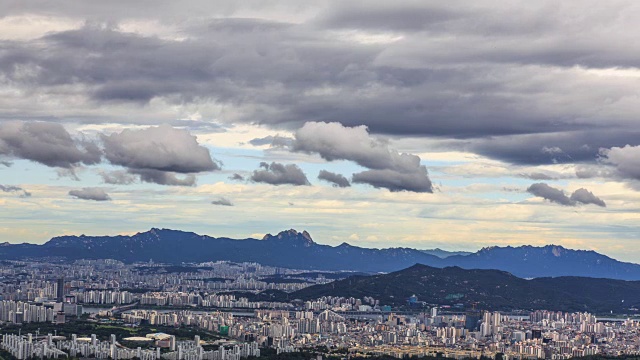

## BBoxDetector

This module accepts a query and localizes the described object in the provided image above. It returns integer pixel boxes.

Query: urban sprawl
[0,259,638,360]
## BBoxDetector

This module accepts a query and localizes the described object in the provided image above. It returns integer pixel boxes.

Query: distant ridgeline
[2,228,640,280]
[288,264,640,314]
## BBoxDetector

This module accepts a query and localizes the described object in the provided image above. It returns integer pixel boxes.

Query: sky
[2,0,640,261]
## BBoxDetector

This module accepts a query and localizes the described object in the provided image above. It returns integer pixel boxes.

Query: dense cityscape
[0,259,638,360]
[4,0,640,359]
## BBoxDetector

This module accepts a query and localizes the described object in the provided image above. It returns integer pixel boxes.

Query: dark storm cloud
[2,2,640,167]
[250,162,310,186]
[211,197,233,206]
[526,183,605,207]
[0,121,101,168]
[100,125,218,186]
[318,170,351,188]
[0,185,31,198]
[293,122,433,192]
[459,130,640,165]
[68,187,111,201]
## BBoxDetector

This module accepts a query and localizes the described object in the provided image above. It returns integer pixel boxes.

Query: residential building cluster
[3,259,640,359]
[1,332,260,360]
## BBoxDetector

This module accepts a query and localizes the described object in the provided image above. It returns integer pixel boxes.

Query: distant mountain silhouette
[2,228,640,280]
[0,229,442,272]
[441,245,640,280]
[421,248,472,258]
[291,264,640,313]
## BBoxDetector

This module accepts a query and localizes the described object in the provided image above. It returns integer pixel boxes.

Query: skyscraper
[56,278,64,302]
[465,310,481,331]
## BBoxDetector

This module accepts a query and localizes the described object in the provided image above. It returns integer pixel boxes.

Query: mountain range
[2,228,640,280]
[289,264,640,313]
[421,249,472,258]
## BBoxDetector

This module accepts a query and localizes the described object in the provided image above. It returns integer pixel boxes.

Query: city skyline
[3,1,640,262]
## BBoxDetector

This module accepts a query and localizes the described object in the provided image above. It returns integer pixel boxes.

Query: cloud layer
[2,3,640,169]
[1,1,639,258]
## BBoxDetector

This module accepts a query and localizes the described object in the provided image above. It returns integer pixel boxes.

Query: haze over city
[2,0,640,263]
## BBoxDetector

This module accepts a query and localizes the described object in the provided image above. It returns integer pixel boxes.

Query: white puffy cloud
[293,122,432,192]
[102,125,219,173]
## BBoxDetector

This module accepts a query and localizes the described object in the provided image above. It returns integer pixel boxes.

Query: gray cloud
[599,145,640,180]
[519,172,557,181]
[102,125,218,173]
[0,121,100,168]
[211,197,233,206]
[132,169,196,187]
[249,135,293,148]
[0,185,23,193]
[294,122,419,172]
[99,170,137,185]
[318,170,351,188]
[68,187,111,201]
[101,125,218,186]
[527,183,605,207]
[294,122,433,192]
[570,188,606,207]
[250,162,310,186]
[317,2,463,32]
[527,183,575,206]
[229,173,245,181]
[353,168,433,193]
[1,3,640,169]
[575,164,619,179]
[0,184,31,198]
[453,129,640,165]
[56,167,81,181]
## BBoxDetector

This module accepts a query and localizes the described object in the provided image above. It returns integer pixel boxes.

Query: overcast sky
[2,0,640,261]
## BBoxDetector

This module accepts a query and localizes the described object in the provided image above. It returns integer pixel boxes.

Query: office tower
[56,278,64,302]
[465,310,481,331]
